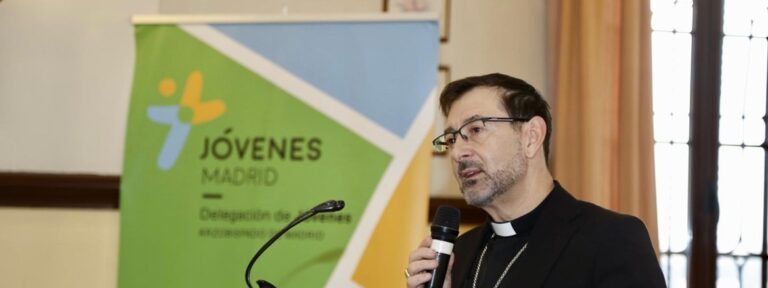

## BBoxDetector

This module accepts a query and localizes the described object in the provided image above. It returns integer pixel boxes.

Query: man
[406,73,665,288]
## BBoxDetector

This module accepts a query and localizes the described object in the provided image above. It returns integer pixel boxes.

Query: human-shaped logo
[147,71,225,170]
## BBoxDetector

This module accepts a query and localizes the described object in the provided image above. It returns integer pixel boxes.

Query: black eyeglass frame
[431,116,532,152]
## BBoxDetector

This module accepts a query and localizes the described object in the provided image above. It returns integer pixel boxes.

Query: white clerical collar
[490,221,517,237]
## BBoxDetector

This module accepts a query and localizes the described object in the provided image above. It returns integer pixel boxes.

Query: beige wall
[0,0,151,286]
[0,0,157,174]
[0,0,547,287]
[433,0,548,198]
[0,208,120,287]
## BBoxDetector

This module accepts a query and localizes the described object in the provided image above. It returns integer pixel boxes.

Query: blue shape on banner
[147,105,192,170]
[211,22,438,137]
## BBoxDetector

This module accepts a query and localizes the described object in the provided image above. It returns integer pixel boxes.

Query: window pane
[743,38,767,119]
[717,256,741,288]
[721,36,749,118]
[724,0,768,37]
[719,117,765,147]
[651,0,693,32]
[719,116,744,145]
[655,143,690,252]
[654,113,690,143]
[654,114,673,143]
[744,117,766,146]
[717,146,765,254]
[671,114,690,143]
[661,254,689,288]
[742,257,762,288]
[652,32,692,115]
[717,256,765,287]
[721,37,768,118]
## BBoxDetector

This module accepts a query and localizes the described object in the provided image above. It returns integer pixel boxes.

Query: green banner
[120,17,437,287]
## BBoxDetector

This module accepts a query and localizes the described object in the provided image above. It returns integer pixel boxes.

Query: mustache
[457,160,483,173]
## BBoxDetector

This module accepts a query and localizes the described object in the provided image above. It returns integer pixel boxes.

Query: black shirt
[464,189,553,288]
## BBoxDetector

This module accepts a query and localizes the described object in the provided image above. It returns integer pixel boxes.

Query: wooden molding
[0,173,119,209]
[0,172,486,224]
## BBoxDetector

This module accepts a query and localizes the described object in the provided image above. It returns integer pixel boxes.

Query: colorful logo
[148,71,226,170]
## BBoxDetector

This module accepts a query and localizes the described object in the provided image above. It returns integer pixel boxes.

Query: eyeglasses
[431,116,531,152]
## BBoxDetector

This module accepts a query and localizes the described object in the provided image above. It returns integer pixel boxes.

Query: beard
[459,145,527,207]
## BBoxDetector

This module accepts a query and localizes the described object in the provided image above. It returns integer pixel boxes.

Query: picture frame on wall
[434,64,451,156]
[383,0,451,43]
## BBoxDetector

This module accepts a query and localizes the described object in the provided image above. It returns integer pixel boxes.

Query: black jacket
[451,183,666,287]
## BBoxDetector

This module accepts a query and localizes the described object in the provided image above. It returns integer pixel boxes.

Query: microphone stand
[245,200,345,288]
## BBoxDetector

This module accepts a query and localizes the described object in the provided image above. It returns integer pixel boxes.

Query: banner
[120,15,438,287]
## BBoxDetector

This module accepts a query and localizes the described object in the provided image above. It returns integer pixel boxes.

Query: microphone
[425,206,460,288]
[244,199,346,288]
[311,200,345,213]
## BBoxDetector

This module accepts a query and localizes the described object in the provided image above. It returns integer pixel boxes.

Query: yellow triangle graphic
[353,135,432,287]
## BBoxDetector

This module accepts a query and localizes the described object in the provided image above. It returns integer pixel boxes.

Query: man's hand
[406,236,453,288]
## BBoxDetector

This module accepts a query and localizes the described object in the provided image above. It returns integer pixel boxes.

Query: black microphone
[244,199,346,288]
[311,200,345,213]
[425,206,460,288]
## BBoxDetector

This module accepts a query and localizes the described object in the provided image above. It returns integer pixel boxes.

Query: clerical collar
[488,181,556,237]
[490,221,517,237]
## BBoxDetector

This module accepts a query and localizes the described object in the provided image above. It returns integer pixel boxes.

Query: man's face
[445,87,528,207]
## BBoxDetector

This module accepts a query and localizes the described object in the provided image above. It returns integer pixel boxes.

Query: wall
[0,208,120,287]
[0,0,154,286]
[432,0,547,198]
[0,0,547,287]
[0,0,157,174]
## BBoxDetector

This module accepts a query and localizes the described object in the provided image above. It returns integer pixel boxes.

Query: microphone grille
[433,206,460,230]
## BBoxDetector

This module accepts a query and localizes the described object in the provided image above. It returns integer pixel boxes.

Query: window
[651,0,768,287]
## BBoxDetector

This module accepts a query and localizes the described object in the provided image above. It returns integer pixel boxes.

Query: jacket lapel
[502,184,581,287]
[452,223,492,287]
